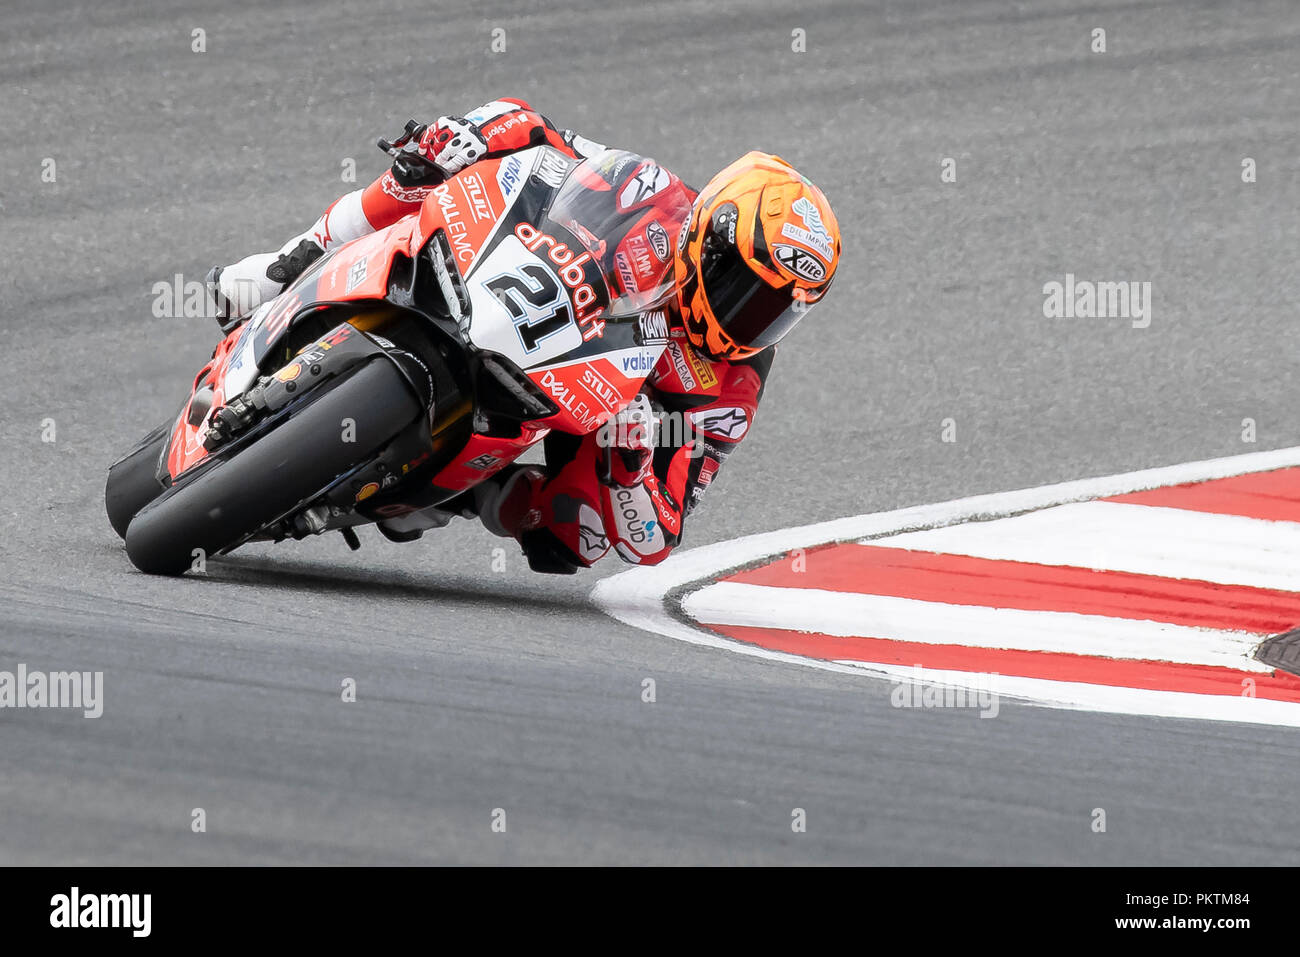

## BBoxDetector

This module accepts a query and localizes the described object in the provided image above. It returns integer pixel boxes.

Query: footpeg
[292,505,330,537]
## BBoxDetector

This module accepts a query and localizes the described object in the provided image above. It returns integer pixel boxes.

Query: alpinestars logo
[380,172,433,204]
[618,162,670,210]
[691,406,749,440]
[577,503,609,560]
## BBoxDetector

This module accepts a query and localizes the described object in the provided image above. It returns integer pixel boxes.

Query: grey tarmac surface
[0,0,1298,864]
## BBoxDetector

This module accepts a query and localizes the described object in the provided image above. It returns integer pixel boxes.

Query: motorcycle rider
[208,98,841,573]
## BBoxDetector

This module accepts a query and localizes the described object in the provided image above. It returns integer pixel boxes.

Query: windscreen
[543,149,693,318]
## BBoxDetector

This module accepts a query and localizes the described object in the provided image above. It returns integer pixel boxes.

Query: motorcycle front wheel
[124,359,423,575]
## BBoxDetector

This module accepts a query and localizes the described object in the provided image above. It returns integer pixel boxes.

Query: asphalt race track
[1,0,1298,864]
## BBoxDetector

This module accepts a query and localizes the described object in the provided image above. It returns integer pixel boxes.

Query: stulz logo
[457,172,495,223]
[50,887,151,937]
[579,365,622,411]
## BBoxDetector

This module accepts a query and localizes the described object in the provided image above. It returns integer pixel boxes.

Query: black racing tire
[124,359,422,576]
[105,422,171,540]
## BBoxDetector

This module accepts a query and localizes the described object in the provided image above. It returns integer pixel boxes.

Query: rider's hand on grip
[418,116,489,178]
[599,393,657,488]
[379,120,443,187]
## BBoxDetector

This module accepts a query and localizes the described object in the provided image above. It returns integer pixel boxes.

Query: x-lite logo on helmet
[674,151,841,361]
[772,243,826,283]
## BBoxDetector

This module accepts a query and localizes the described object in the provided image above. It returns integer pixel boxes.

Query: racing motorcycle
[106,123,690,575]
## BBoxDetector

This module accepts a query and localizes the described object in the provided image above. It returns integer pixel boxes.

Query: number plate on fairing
[466,236,585,367]
[462,217,626,368]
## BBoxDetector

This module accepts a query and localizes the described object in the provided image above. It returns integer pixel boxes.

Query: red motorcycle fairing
[166,145,687,502]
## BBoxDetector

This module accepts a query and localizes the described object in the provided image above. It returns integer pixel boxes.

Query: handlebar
[377,119,445,185]
[377,119,427,156]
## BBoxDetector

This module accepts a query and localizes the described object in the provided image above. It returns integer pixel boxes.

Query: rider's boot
[474,465,546,539]
[206,240,324,336]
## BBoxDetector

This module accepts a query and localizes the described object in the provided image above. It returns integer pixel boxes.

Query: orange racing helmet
[675,151,840,360]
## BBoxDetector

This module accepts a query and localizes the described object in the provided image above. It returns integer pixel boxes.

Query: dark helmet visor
[698,217,802,350]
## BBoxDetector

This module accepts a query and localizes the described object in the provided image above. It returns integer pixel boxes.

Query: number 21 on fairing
[482,264,574,353]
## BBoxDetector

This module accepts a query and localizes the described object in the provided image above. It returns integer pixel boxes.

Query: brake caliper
[202,325,370,451]
[202,384,268,451]
[202,357,320,451]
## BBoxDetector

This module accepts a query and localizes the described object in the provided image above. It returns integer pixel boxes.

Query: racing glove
[598,393,658,487]
[407,99,605,184]
[415,116,490,180]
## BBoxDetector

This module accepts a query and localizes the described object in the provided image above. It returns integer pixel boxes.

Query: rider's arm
[439,97,604,162]
[211,98,606,326]
[351,97,608,231]
[665,346,775,520]
[598,345,775,566]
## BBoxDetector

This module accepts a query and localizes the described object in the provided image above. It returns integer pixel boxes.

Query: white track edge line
[590,445,1300,726]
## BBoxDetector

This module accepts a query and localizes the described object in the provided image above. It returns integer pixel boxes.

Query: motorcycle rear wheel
[105,421,171,540]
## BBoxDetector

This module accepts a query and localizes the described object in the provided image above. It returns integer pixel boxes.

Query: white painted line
[876,501,1300,592]
[684,581,1270,672]
[594,445,1300,615]
[591,446,1300,726]
[826,662,1300,728]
